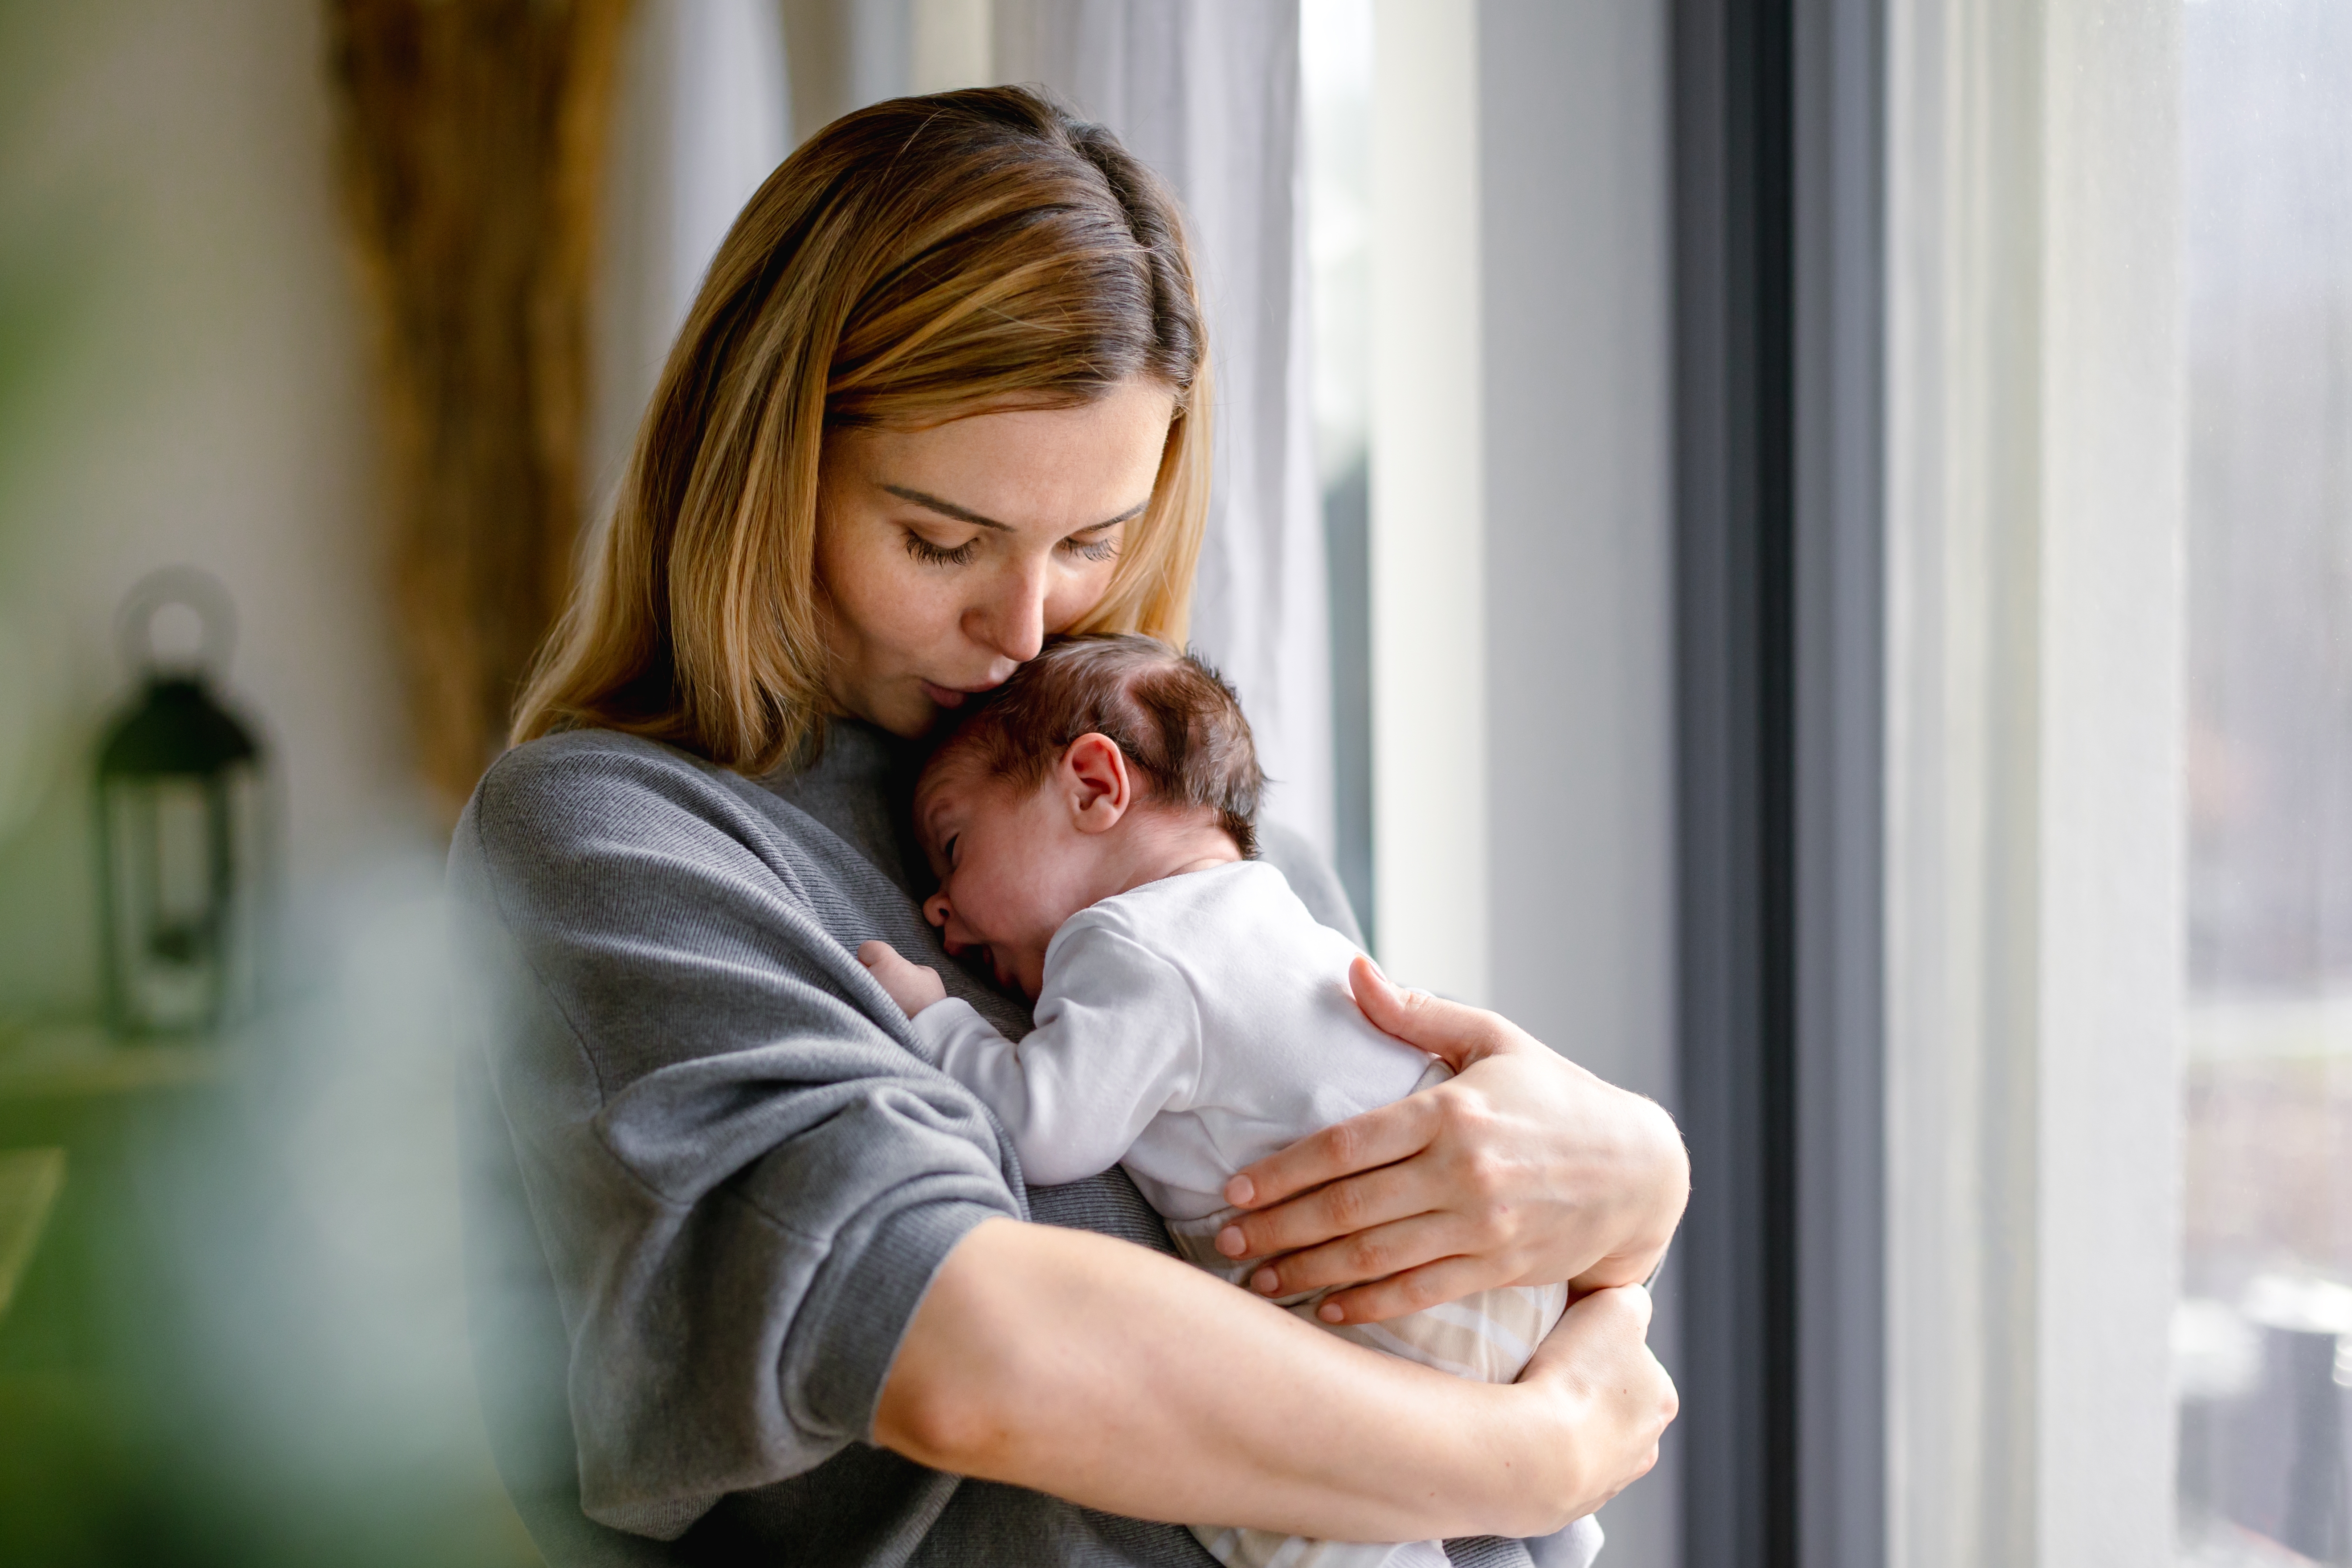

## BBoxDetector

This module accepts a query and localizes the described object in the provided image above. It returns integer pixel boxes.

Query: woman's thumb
[1348,955,1493,1067]
[1527,1283,1658,1387]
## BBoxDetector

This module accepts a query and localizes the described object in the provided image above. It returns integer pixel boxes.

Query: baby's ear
[1062,731,1133,832]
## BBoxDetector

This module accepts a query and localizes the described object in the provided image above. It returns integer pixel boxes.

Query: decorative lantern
[94,569,268,1037]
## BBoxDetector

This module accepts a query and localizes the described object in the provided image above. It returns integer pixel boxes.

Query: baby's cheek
[960,853,1014,912]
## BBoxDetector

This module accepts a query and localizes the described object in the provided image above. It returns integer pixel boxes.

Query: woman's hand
[1213,958,1689,1324]
[1517,1283,1678,1519]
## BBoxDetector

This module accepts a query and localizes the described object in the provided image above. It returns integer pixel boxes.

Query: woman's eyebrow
[882,483,1148,534]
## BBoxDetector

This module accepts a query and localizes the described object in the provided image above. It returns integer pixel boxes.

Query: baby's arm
[858,926,1199,1188]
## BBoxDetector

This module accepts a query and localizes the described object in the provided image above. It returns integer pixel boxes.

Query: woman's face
[813,379,1178,736]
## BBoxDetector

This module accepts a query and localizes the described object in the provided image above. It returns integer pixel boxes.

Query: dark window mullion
[1673,0,1802,1564]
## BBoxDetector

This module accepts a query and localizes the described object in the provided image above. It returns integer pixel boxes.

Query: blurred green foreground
[0,864,539,1568]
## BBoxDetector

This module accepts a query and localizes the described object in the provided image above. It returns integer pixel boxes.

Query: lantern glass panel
[100,764,262,1035]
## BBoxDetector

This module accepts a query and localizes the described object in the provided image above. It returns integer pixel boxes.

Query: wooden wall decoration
[327,0,634,820]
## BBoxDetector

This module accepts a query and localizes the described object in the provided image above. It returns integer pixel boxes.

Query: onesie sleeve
[915,921,1202,1188]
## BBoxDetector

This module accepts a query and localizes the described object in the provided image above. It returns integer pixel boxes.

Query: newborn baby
[858,633,1600,1568]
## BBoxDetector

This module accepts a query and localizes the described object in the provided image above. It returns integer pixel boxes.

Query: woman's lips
[921,678,1001,709]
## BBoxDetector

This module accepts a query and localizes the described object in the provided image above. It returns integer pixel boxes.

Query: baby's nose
[923,889,951,930]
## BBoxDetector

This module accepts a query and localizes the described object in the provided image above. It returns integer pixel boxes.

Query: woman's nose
[965,560,1049,664]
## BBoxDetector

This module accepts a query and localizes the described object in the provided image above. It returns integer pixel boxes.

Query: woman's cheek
[882,565,960,656]
[817,522,903,639]
[1044,561,1116,633]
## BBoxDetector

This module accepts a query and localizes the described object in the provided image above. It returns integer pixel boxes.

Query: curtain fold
[328,0,634,818]
[591,0,790,523]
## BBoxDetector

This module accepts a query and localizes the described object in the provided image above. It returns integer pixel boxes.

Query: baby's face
[913,749,1109,999]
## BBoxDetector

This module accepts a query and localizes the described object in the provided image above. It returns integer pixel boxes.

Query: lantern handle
[116,566,237,680]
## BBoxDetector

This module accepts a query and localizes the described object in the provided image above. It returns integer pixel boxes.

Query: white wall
[1475,3,1680,1564]
[0,0,425,1020]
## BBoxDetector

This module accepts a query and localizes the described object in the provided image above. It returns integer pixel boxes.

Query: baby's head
[913,634,1263,996]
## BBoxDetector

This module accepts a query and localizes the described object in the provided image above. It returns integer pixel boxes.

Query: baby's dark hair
[929,633,1264,857]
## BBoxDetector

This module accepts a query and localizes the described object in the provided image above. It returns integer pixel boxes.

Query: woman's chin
[838,680,946,738]
[849,672,998,737]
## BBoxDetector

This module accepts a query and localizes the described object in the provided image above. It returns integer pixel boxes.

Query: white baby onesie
[908,859,1598,1568]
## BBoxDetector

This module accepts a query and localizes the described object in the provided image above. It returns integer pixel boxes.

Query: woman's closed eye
[1060,528,1120,563]
[903,530,981,567]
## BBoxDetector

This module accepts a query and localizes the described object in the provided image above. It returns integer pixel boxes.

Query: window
[2176,3,2352,1561]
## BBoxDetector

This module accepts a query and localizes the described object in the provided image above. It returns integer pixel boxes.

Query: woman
[453,87,1684,1567]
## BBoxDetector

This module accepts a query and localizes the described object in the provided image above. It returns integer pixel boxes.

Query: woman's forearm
[874,1218,1586,1542]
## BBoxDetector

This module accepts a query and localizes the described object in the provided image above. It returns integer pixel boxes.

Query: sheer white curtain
[591,0,791,516]
[996,0,1335,854]
[1885,2,2184,1562]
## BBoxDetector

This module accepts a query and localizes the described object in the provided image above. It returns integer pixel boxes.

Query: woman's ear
[1059,732,1133,833]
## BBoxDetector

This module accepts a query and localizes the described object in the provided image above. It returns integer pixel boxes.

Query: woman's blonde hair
[513,86,1210,773]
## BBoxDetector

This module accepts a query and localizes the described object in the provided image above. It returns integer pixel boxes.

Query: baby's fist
[857,940,947,1017]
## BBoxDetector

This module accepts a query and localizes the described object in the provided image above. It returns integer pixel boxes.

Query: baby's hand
[857,940,948,1017]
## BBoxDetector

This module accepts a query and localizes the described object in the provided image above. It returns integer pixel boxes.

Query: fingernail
[1225,1175,1256,1207]
[1318,1302,1345,1323]
[1215,1225,1247,1258]
[1251,1267,1281,1294]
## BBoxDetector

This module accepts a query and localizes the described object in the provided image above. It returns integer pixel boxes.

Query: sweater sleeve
[449,738,1024,1540]
[914,923,1202,1188]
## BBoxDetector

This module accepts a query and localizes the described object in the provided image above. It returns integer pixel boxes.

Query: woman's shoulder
[457,728,797,882]
[453,727,923,951]
[472,728,752,825]
[483,725,716,791]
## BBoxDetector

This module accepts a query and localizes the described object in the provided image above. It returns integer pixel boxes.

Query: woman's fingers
[1310,1251,1501,1326]
[1346,956,1523,1069]
[1222,1087,1442,1215]
[1217,1145,1437,1263]
[1237,1208,1475,1300]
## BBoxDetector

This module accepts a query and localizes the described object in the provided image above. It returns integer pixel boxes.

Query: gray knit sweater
[449,723,1532,1568]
